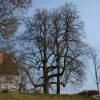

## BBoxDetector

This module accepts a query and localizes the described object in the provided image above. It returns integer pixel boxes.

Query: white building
[0,52,20,92]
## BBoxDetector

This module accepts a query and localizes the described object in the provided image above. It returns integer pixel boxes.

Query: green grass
[0,93,95,100]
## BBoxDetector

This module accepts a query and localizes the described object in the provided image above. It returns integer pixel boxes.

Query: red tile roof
[0,53,18,76]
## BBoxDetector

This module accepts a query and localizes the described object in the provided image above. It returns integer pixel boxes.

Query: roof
[0,52,18,76]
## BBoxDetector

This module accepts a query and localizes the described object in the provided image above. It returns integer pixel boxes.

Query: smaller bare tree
[90,48,100,96]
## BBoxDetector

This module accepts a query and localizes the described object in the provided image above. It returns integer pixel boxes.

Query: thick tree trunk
[57,61,60,94]
[43,27,49,93]
[56,42,60,94]
[43,60,49,93]
[43,42,48,93]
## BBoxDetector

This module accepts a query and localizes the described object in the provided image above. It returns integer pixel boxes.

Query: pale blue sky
[27,0,100,93]
[31,0,100,49]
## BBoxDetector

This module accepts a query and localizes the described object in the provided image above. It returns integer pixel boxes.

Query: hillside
[0,93,95,100]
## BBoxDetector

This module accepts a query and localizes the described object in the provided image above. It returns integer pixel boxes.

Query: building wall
[0,75,20,92]
[0,53,3,64]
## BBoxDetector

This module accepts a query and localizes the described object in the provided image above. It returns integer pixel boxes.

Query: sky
[27,0,100,94]
[31,0,100,49]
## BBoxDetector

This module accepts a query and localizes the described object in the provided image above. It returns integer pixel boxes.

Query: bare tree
[18,3,89,94]
[22,10,51,93]
[48,3,89,94]
[90,48,100,96]
[0,0,32,44]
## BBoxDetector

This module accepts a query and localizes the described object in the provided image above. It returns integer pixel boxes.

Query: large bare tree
[47,3,89,94]
[17,3,89,94]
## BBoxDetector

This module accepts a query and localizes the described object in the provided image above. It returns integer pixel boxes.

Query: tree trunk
[43,45,48,93]
[56,41,60,94]
[94,63,100,96]
[57,61,60,94]
[18,83,22,93]
[43,27,49,93]
[43,60,49,93]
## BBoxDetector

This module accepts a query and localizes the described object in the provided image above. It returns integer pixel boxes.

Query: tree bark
[56,36,60,94]
[94,62,100,96]
[43,21,49,93]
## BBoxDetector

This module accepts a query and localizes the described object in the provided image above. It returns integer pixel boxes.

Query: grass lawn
[0,93,95,100]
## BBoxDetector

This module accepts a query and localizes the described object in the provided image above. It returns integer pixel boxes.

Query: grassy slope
[0,93,95,100]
